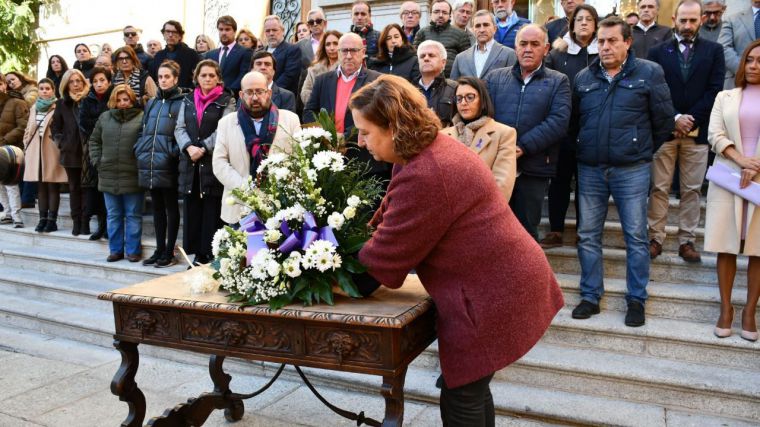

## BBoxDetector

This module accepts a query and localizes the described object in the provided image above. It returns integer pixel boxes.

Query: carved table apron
[99,269,436,427]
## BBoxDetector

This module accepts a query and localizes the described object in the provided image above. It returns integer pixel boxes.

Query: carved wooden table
[98,269,436,427]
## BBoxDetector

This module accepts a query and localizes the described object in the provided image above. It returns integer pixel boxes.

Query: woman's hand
[740,168,758,189]
[733,153,760,171]
[186,145,206,162]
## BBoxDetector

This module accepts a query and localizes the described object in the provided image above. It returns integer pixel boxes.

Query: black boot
[35,212,48,233]
[89,215,107,240]
[71,216,81,236]
[44,213,58,232]
[80,216,91,235]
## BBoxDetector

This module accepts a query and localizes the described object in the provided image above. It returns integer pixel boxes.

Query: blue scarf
[35,96,56,113]
[237,102,279,177]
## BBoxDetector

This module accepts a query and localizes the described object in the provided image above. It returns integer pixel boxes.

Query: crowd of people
[0,0,758,350]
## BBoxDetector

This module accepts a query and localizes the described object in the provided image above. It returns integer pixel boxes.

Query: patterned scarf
[193,85,224,128]
[113,70,143,98]
[452,114,490,148]
[237,101,279,177]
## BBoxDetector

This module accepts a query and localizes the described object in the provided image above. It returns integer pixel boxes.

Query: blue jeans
[104,192,144,256]
[577,162,650,305]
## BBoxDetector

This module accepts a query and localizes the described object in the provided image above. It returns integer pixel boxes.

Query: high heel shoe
[740,310,758,342]
[714,307,734,338]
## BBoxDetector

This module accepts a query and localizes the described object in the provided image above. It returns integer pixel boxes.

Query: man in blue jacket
[485,24,571,242]
[263,15,302,95]
[204,16,253,95]
[492,0,531,48]
[571,16,675,327]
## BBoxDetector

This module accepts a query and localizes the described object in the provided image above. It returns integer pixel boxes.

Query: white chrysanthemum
[264,229,282,243]
[312,151,333,171]
[266,259,281,277]
[327,212,345,230]
[267,153,287,164]
[283,258,302,277]
[329,159,345,172]
[306,169,318,181]
[265,217,280,230]
[211,228,230,256]
[332,253,342,269]
[342,206,356,220]
[347,196,361,207]
[270,167,289,181]
[315,252,334,272]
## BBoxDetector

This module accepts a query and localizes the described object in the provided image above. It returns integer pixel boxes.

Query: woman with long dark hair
[46,55,69,97]
[368,23,420,83]
[5,71,38,106]
[300,30,342,104]
[174,59,235,265]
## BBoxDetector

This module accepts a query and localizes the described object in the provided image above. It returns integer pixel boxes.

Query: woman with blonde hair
[300,29,342,104]
[235,29,258,50]
[194,34,216,54]
[350,75,563,425]
[706,40,760,341]
[51,69,90,235]
[88,84,144,262]
[23,78,66,232]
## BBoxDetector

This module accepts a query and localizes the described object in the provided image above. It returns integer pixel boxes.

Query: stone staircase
[0,196,758,426]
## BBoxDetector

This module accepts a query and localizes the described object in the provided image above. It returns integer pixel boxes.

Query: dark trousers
[509,174,549,241]
[440,373,495,427]
[20,180,37,205]
[152,187,180,258]
[64,167,86,221]
[84,187,106,218]
[547,149,579,232]
[37,183,61,216]
[183,177,223,261]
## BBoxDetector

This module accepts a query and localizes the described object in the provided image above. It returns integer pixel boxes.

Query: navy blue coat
[204,43,253,93]
[148,42,202,90]
[271,41,302,95]
[485,65,571,178]
[271,83,296,112]
[647,37,724,145]
[573,53,675,167]
[135,86,185,190]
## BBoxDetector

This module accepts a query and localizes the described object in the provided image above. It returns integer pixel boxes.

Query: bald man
[213,71,301,224]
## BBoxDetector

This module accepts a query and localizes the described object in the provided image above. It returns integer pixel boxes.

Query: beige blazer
[442,118,517,200]
[22,104,68,183]
[705,88,760,256]
[213,109,301,224]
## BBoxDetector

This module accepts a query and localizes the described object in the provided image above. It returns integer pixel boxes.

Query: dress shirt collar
[337,65,362,82]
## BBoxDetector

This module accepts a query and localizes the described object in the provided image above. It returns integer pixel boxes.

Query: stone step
[0,244,187,286]
[545,246,741,285]
[538,219,705,252]
[18,207,171,239]
[542,195,707,228]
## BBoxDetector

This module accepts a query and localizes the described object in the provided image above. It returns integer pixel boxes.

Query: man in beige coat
[213,71,301,224]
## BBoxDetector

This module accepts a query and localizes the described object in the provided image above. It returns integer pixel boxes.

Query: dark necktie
[755,10,760,39]
[220,46,229,68]
[680,39,691,61]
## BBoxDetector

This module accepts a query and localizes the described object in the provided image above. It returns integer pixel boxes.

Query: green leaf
[335,269,361,298]
[268,294,292,310]
[227,293,246,303]
[342,235,368,254]
[319,284,334,305]
[343,256,367,274]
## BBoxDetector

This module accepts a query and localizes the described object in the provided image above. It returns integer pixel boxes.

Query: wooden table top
[99,267,432,328]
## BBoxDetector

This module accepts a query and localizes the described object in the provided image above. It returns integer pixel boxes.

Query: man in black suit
[304,33,387,180]
[204,15,252,95]
[263,15,302,95]
[647,0,725,263]
[251,51,296,112]
[148,20,202,89]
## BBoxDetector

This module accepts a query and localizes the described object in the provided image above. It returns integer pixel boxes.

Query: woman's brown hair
[568,4,599,45]
[735,39,760,89]
[107,84,137,109]
[158,59,181,78]
[192,59,223,87]
[375,23,411,63]
[5,71,36,90]
[113,45,142,70]
[313,30,343,66]
[350,74,441,161]
[236,28,258,48]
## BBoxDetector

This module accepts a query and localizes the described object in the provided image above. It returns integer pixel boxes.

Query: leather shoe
[572,300,600,319]
[126,254,142,263]
[649,240,662,260]
[540,232,563,249]
[107,253,124,262]
[625,301,646,327]
[678,242,701,263]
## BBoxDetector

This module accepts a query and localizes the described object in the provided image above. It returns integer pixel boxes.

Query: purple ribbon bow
[241,212,269,265]
[243,211,340,265]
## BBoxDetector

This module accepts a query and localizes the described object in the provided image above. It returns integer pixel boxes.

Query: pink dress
[739,85,760,240]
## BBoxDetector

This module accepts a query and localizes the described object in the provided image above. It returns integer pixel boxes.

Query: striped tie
[755,10,760,39]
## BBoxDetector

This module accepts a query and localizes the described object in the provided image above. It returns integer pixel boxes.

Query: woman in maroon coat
[351,75,564,426]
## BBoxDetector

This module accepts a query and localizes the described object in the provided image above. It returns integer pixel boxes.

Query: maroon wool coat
[359,133,564,389]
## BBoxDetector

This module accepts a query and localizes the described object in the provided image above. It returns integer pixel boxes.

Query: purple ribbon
[242,213,268,265]
[243,211,340,265]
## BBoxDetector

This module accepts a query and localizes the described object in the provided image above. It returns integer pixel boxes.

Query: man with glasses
[304,33,386,180]
[718,0,760,88]
[350,1,380,58]
[699,0,726,42]
[400,1,423,43]
[204,15,252,95]
[451,9,517,79]
[492,0,531,49]
[148,20,201,89]
[546,0,585,43]
[213,71,301,226]
[263,15,302,96]
[297,8,328,67]
[416,40,458,127]
[414,0,472,77]
[485,24,570,242]
[122,25,151,69]
[251,51,296,112]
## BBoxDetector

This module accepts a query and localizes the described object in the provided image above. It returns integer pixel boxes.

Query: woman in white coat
[705,40,760,341]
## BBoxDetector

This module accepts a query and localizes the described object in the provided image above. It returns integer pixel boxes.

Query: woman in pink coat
[351,75,564,426]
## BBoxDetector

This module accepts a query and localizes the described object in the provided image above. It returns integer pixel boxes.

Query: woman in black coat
[541,4,600,249]
[72,43,96,81]
[135,60,185,267]
[50,69,90,236]
[46,55,69,98]
[174,60,235,265]
[368,23,420,83]
[79,66,113,240]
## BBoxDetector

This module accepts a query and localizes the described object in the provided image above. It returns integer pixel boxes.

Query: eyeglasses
[401,11,420,17]
[162,29,179,35]
[124,32,137,37]
[242,89,269,98]
[307,18,325,26]
[117,56,131,62]
[456,94,478,104]
[339,47,363,55]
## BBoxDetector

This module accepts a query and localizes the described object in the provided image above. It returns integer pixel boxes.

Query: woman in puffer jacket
[134,60,185,268]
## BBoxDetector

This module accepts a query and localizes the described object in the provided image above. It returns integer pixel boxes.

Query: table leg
[381,367,407,427]
[111,339,146,427]
[208,355,245,422]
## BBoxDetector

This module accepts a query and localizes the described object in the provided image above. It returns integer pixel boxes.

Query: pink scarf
[193,85,224,128]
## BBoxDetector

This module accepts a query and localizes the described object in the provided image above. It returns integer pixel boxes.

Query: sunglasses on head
[307,18,325,26]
